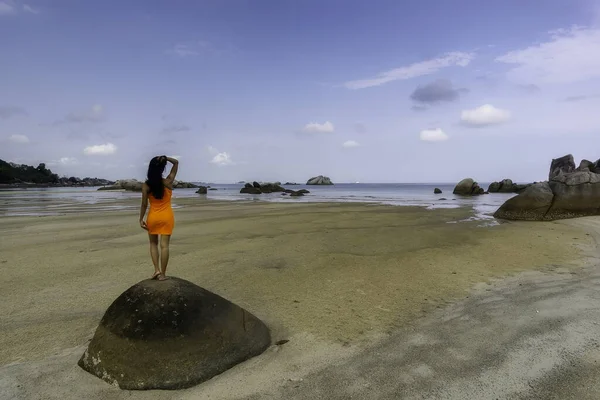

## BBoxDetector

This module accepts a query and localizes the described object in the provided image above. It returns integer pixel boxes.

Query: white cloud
[0,1,16,15]
[23,4,39,14]
[211,152,233,166]
[207,146,234,166]
[460,104,511,127]
[342,140,360,148]
[83,143,117,155]
[8,134,30,144]
[302,121,335,133]
[419,129,448,142]
[344,52,474,89]
[496,26,600,84]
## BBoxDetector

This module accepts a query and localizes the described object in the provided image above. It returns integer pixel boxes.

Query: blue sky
[2,0,600,183]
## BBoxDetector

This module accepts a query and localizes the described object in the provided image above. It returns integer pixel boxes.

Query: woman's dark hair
[146,156,167,199]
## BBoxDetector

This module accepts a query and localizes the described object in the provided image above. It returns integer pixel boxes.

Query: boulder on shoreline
[434,188,442,194]
[494,154,600,221]
[306,175,333,185]
[453,178,484,196]
[196,186,208,195]
[78,277,271,390]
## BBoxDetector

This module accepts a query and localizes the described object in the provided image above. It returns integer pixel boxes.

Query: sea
[0,183,517,224]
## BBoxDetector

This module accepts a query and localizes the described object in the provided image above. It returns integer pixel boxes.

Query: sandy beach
[1,200,598,399]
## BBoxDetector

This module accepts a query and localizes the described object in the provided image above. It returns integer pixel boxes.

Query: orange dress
[146,187,175,235]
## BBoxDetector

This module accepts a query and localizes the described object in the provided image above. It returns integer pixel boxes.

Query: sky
[2,0,600,183]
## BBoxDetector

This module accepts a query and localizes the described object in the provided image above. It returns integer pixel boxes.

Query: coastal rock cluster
[240,182,310,196]
[494,154,600,221]
[78,277,271,390]
[453,178,531,196]
[98,179,143,191]
[58,176,115,187]
[487,179,530,193]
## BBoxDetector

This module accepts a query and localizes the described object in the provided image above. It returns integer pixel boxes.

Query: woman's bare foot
[158,273,169,281]
[151,271,161,280]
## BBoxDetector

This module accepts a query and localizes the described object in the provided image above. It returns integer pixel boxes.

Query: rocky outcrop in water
[240,182,310,196]
[307,175,333,185]
[453,178,485,196]
[494,154,600,221]
[434,188,442,194]
[240,182,286,194]
[78,277,271,390]
[196,186,208,194]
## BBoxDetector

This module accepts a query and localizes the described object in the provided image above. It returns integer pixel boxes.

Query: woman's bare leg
[158,234,171,280]
[148,234,160,278]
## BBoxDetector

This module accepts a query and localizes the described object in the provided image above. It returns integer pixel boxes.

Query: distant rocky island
[306,175,333,185]
[0,159,114,188]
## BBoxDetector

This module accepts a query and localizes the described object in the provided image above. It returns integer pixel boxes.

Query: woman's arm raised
[165,157,179,183]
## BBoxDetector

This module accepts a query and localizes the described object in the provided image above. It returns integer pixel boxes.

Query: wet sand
[0,200,595,399]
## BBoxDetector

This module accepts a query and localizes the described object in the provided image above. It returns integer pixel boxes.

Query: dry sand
[0,200,597,399]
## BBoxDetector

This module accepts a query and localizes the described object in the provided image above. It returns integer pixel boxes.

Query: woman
[139,155,179,281]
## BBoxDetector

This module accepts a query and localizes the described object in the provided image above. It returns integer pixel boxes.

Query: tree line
[0,159,60,184]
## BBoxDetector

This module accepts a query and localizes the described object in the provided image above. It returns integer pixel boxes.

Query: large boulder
[549,154,576,180]
[493,182,554,220]
[434,188,442,194]
[546,170,600,220]
[259,182,286,193]
[453,178,484,196]
[306,175,333,185]
[116,179,144,192]
[78,277,271,390]
[495,155,600,221]
[196,186,208,194]
[240,186,262,194]
[576,159,600,173]
[97,179,143,192]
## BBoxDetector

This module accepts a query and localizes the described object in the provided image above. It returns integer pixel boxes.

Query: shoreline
[0,194,499,220]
